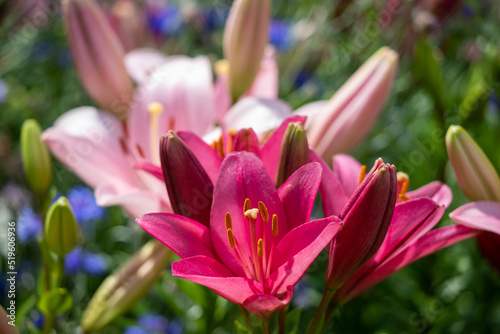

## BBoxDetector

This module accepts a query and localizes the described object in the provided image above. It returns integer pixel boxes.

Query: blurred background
[1,0,500,333]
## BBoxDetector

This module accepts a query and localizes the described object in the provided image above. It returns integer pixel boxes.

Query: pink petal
[243,286,294,318]
[137,213,217,259]
[177,131,222,183]
[42,107,140,192]
[310,150,349,217]
[332,154,363,198]
[214,74,231,123]
[128,56,215,161]
[210,152,288,277]
[243,46,279,99]
[277,162,322,230]
[293,101,329,130]
[265,216,343,296]
[172,255,264,305]
[477,232,500,272]
[339,225,479,302]
[233,128,261,155]
[406,181,452,207]
[135,162,163,180]
[223,97,292,135]
[124,48,169,85]
[450,201,500,234]
[372,198,444,264]
[260,115,307,184]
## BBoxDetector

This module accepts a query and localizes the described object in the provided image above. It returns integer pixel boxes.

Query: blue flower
[0,78,8,104]
[269,19,293,52]
[64,247,107,276]
[148,4,183,36]
[205,6,229,31]
[64,247,84,274]
[167,319,183,334]
[139,314,169,332]
[124,326,151,334]
[31,311,45,329]
[67,186,105,224]
[18,207,43,244]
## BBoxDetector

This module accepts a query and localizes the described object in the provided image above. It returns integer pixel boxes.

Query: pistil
[148,102,163,165]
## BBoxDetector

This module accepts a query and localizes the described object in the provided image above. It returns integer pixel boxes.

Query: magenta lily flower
[137,152,342,317]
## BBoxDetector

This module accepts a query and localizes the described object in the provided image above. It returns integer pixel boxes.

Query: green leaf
[37,288,73,315]
[285,307,302,334]
[234,320,252,334]
[414,40,445,108]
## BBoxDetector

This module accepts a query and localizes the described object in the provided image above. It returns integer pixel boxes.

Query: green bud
[276,122,310,187]
[37,288,73,315]
[82,240,171,332]
[21,119,52,199]
[45,197,78,256]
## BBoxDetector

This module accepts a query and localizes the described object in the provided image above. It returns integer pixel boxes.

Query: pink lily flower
[137,152,343,317]
[447,125,500,272]
[313,153,487,304]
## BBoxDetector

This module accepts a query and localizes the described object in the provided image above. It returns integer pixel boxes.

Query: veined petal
[332,154,363,197]
[177,131,223,183]
[210,152,288,277]
[406,181,452,207]
[243,285,294,318]
[265,216,342,296]
[310,150,349,217]
[260,115,307,184]
[450,201,500,234]
[172,256,263,305]
[137,213,217,259]
[277,163,322,230]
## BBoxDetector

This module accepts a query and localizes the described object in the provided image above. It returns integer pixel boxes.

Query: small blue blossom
[148,4,183,36]
[67,186,105,224]
[269,20,293,52]
[139,314,169,332]
[64,247,84,274]
[205,6,229,31]
[167,319,184,334]
[124,326,151,334]
[31,311,45,329]
[18,207,43,244]
[0,78,8,104]
[64,247,107,276]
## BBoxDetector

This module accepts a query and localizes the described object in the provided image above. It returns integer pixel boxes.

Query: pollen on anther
[244,209,259,220]
[243,198,251,213]
[257,239,263,257]
[258,201,269,223]
[272,214,278,236]
[358,165,367,184]
[227,228,236,248]
[225,212,232,230]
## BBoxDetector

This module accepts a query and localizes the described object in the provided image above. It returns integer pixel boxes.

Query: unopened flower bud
[45,197,78,256]
[276,122,310,187]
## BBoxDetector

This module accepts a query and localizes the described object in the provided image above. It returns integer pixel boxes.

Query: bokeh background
[1,0,500,333]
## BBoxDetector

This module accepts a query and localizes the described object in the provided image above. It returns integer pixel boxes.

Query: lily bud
[446,125,500,202]
[307,47,399,160]
[21,119,52,199]
[45,197,78,256]
[233,128,260,155]
[63,0,134,119]
[276,122,310,187]
[82,240,171,332]
[325,159,397,289]
[0,305,18,334]
[223,0,270,101]
[160,131,214,226]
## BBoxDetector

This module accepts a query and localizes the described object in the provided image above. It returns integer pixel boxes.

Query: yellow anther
[358,165,367,184]
[244,208,259,220]
[244,198,251,213]
[147,102,164,166]
[258,201,269,223]
[214,59,230,77]
[227,228,236,248]
[225,212,232,230]
[257,239,263,257]
[228,129,237,136]
[148,102,163,116]
[397,172,410,201]
[272,214,278,236]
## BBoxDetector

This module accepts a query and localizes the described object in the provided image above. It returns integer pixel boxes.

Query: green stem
[42,313,54,334]
[239,306,254,333]
[261,318,271,334]
[278,308,286,334]
[307,288,335,334]
[321,301,338,334]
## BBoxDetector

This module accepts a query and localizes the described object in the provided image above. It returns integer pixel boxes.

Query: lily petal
[134,162,163,181]
[332,154,363,198]
[172,255,263,305]
[277,162,322,230]
[243,46,279,99]
[450,201,500,234]
[260,115,307,184]
[210,152,288,277]
[293,101,329,129]
[124,48,168,85]
[137,213,217,259]
[242,285,294,318]
[407,181,452,207]
[266,216,343,296]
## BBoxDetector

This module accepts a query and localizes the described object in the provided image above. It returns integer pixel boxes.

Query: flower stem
[278,308,287,334]
[307,288,335,334]
[262,318,271,334]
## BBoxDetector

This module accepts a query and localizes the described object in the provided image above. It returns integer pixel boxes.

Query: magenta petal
[177,131,222,183]
[373,198,444,264]
[242,285,294,318]
[332,154,362,198]
[310,150,349,217]
[233,128,260,155]
[172,255,263,305]
[278,162,322,230]
[260,115,307,183]
[135,162,163,180]
[265,216,343,296]
[137,213,217,259]
[340,225,479,302]
[406,181,453,207]
[210,152,288,277]
[450,201,500,234]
